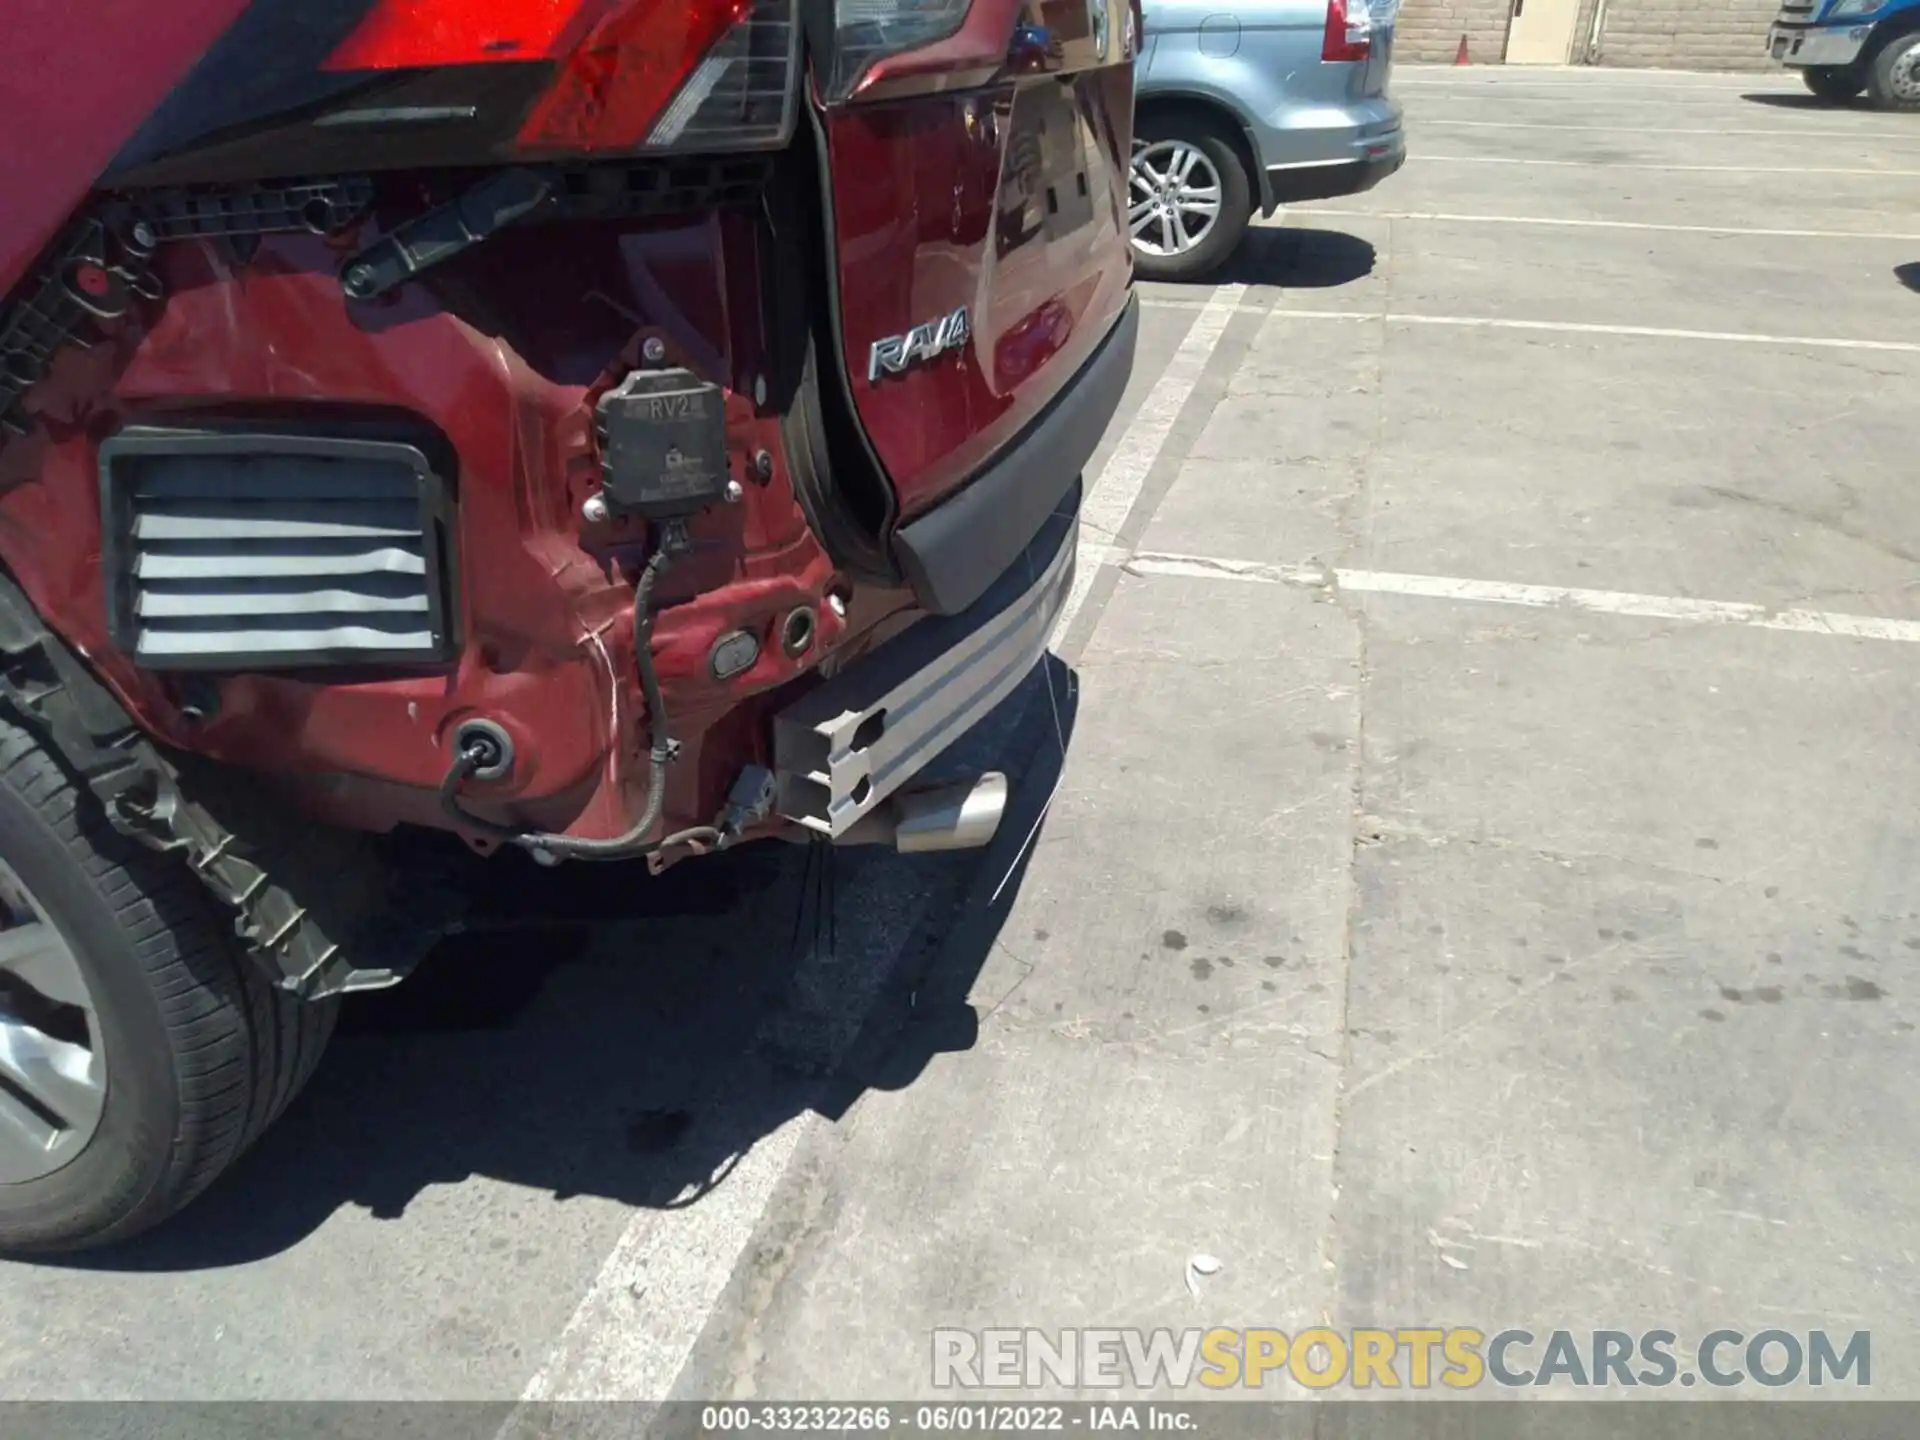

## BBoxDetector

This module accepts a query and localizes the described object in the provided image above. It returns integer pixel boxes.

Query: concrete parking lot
[6,64,1920,1409]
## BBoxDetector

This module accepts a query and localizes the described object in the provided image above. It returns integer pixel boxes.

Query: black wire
[438,748,522,839]
[825,839,837,961]
[784,836,819,968]
[629,545,674,759]
[438,530,718,862]
[811,837,824,964]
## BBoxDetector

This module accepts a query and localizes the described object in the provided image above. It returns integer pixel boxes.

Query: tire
[1868,32,1920,111]
[1801,65,1864,102]
[0,716,336,1252]
[1129,116,1254,283]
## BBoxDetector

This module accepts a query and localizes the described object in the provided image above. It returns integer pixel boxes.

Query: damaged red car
[0,0,1138,1249]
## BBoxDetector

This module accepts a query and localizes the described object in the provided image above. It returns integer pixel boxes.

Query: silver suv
[1132,0,1406,279]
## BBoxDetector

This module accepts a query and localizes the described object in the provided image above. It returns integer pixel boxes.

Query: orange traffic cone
[1454,33,1470,64]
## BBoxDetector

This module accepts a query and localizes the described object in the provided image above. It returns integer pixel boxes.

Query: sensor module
[595,368,731,517]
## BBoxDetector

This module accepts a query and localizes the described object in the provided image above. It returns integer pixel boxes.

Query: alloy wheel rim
[0,860,105,1183]
[1129,140,1223,258]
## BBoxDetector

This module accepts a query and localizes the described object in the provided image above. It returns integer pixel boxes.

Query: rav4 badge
[869,307,971,383]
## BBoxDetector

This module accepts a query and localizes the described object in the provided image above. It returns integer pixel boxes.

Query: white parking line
[1052,283,1245,645]
[1419,118,1920,141]
[1135,300,1920,355]
[1294,208,1920,242]
[1123,551,1920,643]
[512,1120,815,1408]
[1395,74,1797,89]
[1415,154,1920,176]
[1394,85,1796,96]
[1338,312,1920,353]
[1394,67,1789,84]
[1398,89,1833,106]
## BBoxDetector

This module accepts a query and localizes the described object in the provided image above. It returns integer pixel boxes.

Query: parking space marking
[1415,154,1920,176]
[512,1117,815,1407]
[1394,74,1797,89]
[1340,312,1920,353]
[1136,299,1920,354]
[1396,90,1833,107]
[1294,208,1920,242]
[1418,118,1920,141]
[1394,69,1788,83]
[1122,551,1920,644]
[1052,283,1246,646]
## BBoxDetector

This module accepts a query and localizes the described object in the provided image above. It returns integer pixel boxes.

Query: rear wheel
[1128,118,1253,283]
[1801,65,1864,101]
[0,717,336,1252]
[1868,33,1920,110]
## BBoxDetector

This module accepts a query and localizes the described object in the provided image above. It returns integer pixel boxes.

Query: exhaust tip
[893,771,1008,853]
[831,772,1009,852]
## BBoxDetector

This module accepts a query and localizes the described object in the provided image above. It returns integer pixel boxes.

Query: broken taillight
[323,0,800,156]
[1321,0,1373,61]
[518,0,799,153]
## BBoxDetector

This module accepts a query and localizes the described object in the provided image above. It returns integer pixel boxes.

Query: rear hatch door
[813,0,1138,521]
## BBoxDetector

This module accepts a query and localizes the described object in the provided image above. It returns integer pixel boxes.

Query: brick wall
[1394,0,1514,63]
[1394,0,1775,66]
[1588,0,1776,69]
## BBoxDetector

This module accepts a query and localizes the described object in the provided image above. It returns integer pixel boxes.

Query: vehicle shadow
[47,659,1079,1271]
[1896,261,1920,292]
[1216,225,1377,290]
[1740,90,1867,110]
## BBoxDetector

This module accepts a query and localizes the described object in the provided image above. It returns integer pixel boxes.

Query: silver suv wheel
[0,859,104,1183]
[1130,140,1224,258]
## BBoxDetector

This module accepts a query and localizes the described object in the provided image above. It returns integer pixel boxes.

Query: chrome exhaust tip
[833,772,1009,852]
[893,771,1009,853]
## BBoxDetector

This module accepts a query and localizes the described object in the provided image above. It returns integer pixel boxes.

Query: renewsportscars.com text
[931,1327,1871,1391]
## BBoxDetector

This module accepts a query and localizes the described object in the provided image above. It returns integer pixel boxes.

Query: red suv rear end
[0,0,1137,1249]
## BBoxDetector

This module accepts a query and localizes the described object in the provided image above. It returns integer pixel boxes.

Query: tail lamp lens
[826,0,973,100]
[1322,0,1373,61]
[645,0,799,148]
[324,0,800,156]
[520,0,800,153]
[323,0,613,70]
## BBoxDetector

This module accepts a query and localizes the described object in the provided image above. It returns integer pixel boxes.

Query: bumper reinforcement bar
[773,485,1078,838]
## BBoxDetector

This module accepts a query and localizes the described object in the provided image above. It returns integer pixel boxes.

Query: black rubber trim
[891,294,1137,617]
[1265,150,1405,207]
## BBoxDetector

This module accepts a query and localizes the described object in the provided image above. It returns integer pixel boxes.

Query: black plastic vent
[100,427,456,671]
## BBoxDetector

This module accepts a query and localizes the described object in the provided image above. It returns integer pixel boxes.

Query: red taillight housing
[324,0,799,156]
[1322,0,1373,61]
